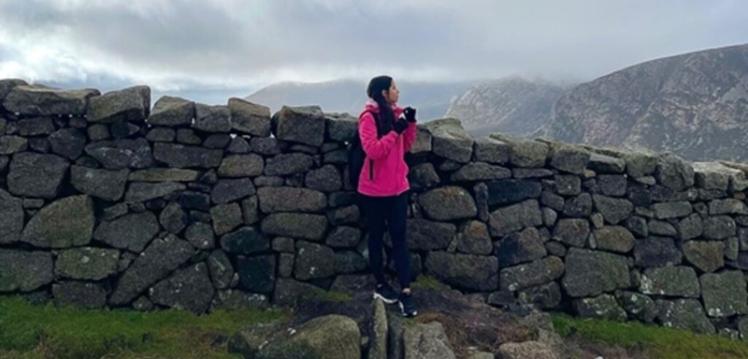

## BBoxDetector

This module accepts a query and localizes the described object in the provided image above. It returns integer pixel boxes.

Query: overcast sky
[0,0,746,100]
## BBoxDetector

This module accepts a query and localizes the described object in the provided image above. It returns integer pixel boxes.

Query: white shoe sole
[399,301,418,317]
[373,292,398,304]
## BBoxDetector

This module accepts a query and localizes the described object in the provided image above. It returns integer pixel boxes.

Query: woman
[357,75,418,317]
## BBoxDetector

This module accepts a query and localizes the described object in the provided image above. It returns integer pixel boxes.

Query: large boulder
[294,241,336,280]
[634,236,682,267]
[425,252,499,291]
[640,266,700,298]
[257,187,326,213]
[488,200,543,237]
[148,96,194,126]
[260,315,361,359]
[84,138,154,169]
[418,186,477,221]
[682,241,724,273]
[485,179,542,206]
[592,195,633,224]
[656,299,714,334]
[552,218,590,247]
[110,235,195,305]
[194,103,231,132]
[550,145,590,175]
[87,85,150,123]
[22,195,94,248]
[403,321,456,359]
[236,254,276,294]
[229,97,272,136]
[70,165,129,201]
[7,152,69,198]
[700,271,748,317]
[490,134,549,168]
[498,227,547,265]
[218,154,264,177]
[573,294,627,321]
[48,128,87,160]
[592,226,635,253]
[264,153,315,176]
[3,84,98,116]
[561,248,630,298]
[55,247,120,280]
[93,212,160,252]
[220,227,270,255]
[150,262,215,314]
[500,256,564,291]
[655,153,694,191]
[424,118,474,163]
[261,213,327,241]
[274,105,326,146]
[153,142,223,168]
[407,219,456,250]
[0,249,54,292]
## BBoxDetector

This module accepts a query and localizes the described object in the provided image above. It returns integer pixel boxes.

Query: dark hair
[366,75,395,135]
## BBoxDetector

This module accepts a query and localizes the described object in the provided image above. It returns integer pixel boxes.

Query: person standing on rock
[357,75,418,317]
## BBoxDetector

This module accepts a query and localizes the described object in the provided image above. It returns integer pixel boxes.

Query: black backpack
[348,110,380,189]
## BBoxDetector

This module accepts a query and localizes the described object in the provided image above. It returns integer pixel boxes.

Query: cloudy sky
[0,0,746,102]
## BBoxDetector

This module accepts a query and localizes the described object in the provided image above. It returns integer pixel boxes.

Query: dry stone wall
[2,79,748,336]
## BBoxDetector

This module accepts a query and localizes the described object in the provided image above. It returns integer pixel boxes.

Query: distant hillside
[245,79,472,121]
[445,77,567,137]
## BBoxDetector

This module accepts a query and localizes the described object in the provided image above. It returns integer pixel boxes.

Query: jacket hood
[364,99,403,116]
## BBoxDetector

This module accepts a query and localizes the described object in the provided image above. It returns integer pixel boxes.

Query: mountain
[445,77,567,137]
[245,79,472,121]
[536,43,748,161]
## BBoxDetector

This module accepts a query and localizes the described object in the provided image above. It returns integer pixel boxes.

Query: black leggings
[360,191,412,289]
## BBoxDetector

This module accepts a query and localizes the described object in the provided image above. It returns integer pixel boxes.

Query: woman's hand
[393,118,408,134]
[404,107,416,122]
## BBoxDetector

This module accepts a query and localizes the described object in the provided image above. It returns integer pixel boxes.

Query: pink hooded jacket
[357,100,418,197]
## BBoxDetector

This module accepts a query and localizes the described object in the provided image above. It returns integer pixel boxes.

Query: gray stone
[634,236,682,267]
[194,103,231,132]
[241,195,259,225]
[474,136,510,164]
[562,193,593,217]
[48,128,86,160]
[500,256,564,291]
[709,198,748,215]
[110,236,195,304]
[562,248,630,297]
[326,226,361,249]
[593,226,635,253]
[148,96,194,126]
[592,194,633,224]
[656,299,714,334]
[517,282,562,309]
[70,165,129,201]
[550,145,590,175]
[409,163,440,189]
[0,189,24,244]
[55,247,119,280]
[211,203,243,236]
[236,254,276,294]
[425,252,498,291]
[648,220,677,236]
[0,135,28,154]
[176,128,201,144]
[257,186,326,213]
[616,291,657,323]
[370,299,388,359]
[87,86,150,123]
[652,201,693,219]
[305,164,342,192]
[220,227,270,255]
[128,168,199,182]
[499,227,547,266]
[334,250,367,274]
[485,179,542,206]
[626,152,659,178]
[325,113,358,142]
[490,134,548,167]
[456,220,493,255]
[693,161,734,191]
[0,78,27,100]
[146,127,176,142]
[574,294,627,321]
[15,117,54,136]
[84,138,154,169]
[211,178,256,204]
[700,270,748,317]
[703,216,736,240]
[598,174,627,196]
[274,105,326,146]
[159,202,187,234]
[677,214,703,240]
[403,321,456,359]
[407,219,456,250]
[418,186,477,221]
[94,212,160,252]
[150,262,215,313]
[513,168,554,178]
[22,195,94,248]
[261,213,327,241]
[212,289,268,311]
[153,142,223,168]
[229,97,271,136]
[0,249,54,292]
[450,162,511,181]
[261,315,361,359]
[655,153,694,191]
[552,218,590,247]
[3,85,98,116]
[589,153,626,174]
[217,154,264,177]
[497,341,557,359]
[640,266,699,297]
[185,222,215,249]
[264,152,314,176]
[554,174,581,195]
[227,136,251,153]
[7,152,69,198]
[682,241,724,273]
[489,199,543,237]
[125,181,185,202]
[424,118,474,163]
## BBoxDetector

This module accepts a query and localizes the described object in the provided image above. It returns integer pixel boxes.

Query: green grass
[0,295,288,359]
[412,275,451,291]
[552,313,748,359]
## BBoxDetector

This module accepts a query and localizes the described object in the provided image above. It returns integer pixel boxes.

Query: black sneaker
[399,291,418,317]
[373,283,399,304]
